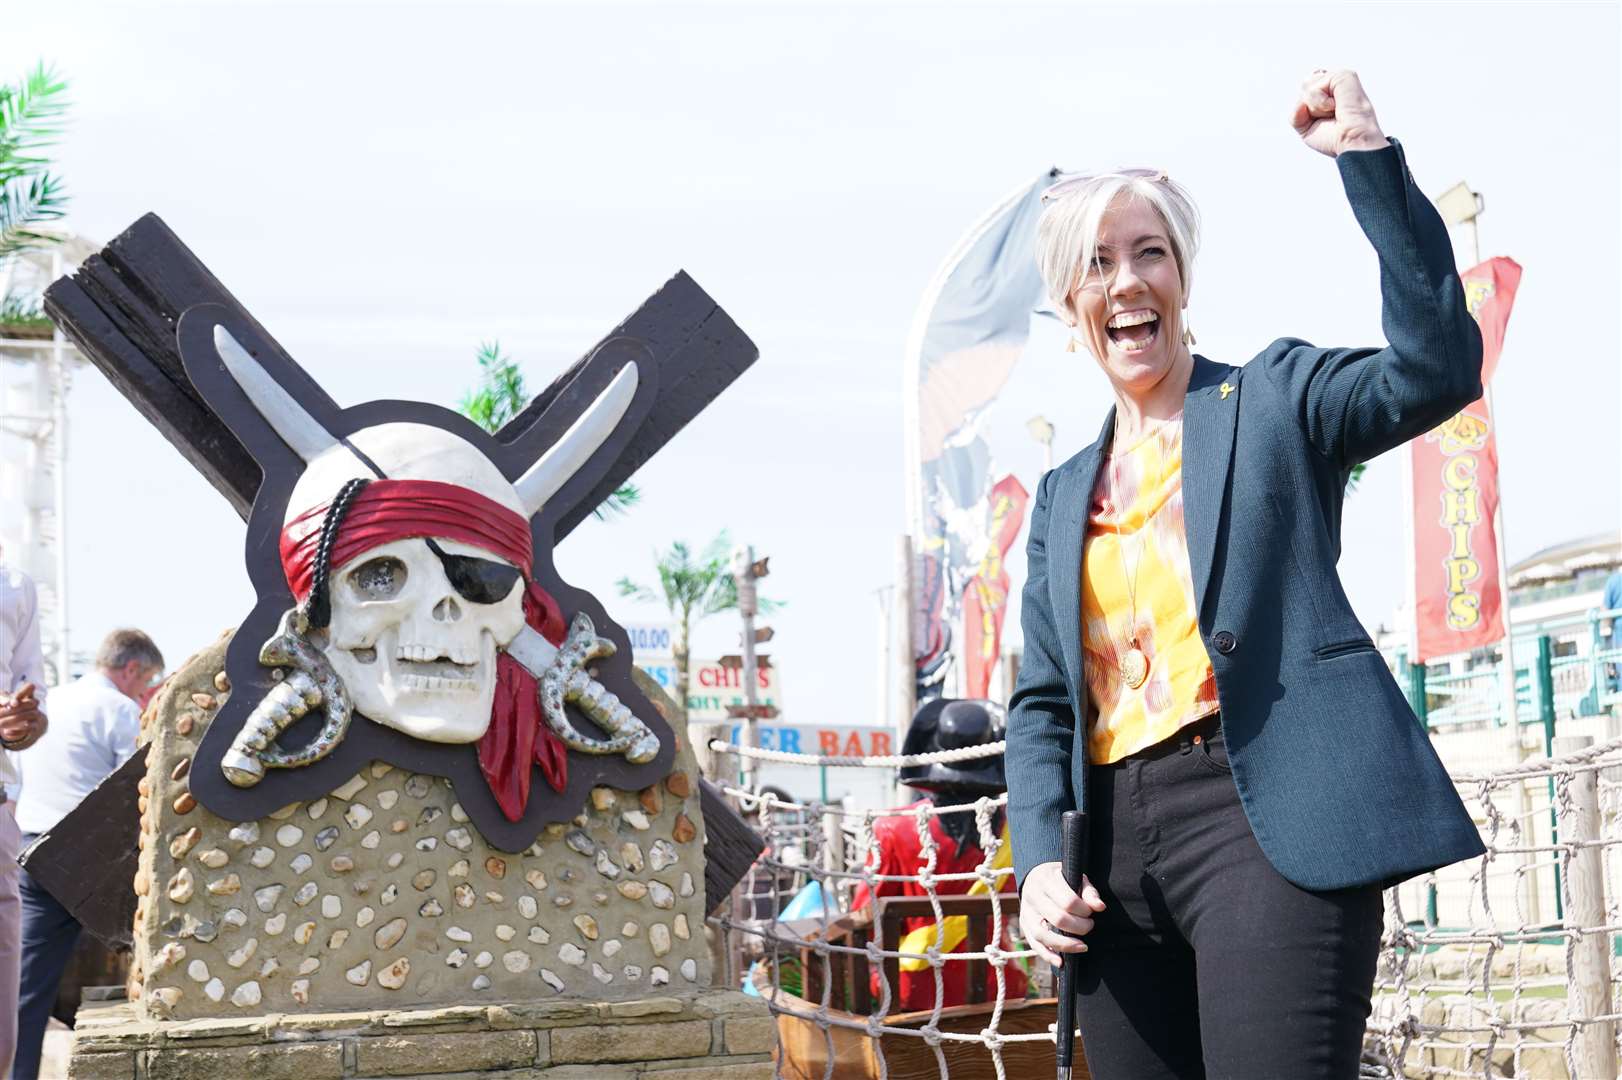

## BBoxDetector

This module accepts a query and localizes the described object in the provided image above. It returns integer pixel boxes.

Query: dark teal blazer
[1007,140,1488,893]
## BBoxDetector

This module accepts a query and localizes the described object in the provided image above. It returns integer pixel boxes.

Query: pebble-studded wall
[130,633,711,1020]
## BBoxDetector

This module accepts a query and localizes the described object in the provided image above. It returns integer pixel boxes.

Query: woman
[1006,70,1486,1079]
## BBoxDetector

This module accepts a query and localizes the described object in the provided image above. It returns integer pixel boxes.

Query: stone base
[69,990,775,1079]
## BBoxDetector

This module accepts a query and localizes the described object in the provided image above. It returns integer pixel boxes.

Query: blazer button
[1212,630,1237,655]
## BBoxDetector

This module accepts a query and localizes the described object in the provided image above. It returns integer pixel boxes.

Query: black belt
[1107,712,1224,764]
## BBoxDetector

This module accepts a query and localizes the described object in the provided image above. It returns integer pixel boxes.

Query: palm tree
[615,532,781,724]
[458,340,640,518]
[0,63,69,261]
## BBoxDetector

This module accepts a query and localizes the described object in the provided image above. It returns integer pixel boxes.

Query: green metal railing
[1392,607,1622,734]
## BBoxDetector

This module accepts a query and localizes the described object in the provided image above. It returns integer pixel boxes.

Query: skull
[321,536,526,743]
[287,422,532,743]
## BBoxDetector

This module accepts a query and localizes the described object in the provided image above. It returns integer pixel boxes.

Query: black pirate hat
[898,698,1007,796]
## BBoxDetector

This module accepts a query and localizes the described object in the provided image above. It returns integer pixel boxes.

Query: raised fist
[1292,69,1389,158]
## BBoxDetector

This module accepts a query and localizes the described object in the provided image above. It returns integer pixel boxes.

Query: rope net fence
[706,731,1622,1080]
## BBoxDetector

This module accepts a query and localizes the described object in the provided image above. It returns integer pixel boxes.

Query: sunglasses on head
[1041,167,1169,205]
[422,538,525,605]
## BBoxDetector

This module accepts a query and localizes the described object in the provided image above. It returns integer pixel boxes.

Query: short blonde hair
[1034,172,1201,324]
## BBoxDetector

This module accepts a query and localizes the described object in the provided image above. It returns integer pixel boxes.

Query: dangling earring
[1182,325,1197,346]
[1066,336,1079,353]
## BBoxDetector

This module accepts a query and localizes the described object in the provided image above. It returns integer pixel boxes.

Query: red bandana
[280,478,569,820]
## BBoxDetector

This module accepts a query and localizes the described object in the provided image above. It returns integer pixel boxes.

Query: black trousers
[1075,714,1383,1080]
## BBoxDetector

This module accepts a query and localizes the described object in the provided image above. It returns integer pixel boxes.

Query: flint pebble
[226,822,259,848]
[361,830,381,850]
[167,869,195,904]
[572,914,599,940]
[370,763,394,778]
[290,853,313,874]
[387,852,404,869]
[356,906,375,929]
[449,859,470,878]
[617,881,647,901]
[377,957,410,989]
[666,771,692,798]
[298,957,320,975]
[294,922,316,945]
[446,926,473,943]
[203,978,224,1002]
[313,827,339,852]
[674,913,690,940]
[333,773,367,800]
[330,855,354,873]
[540,969,565,993]
[250,847,275,869]
[265,913,287,936]
[649,839,678,872]
[590,787,616,811]
[419,899,444,917]
[381,884,399,904]
[622,921,640,938]
[206,874,241,897]
[475,951,493,969]
[259,957,279,978]
[377,790,398,810]
[275,825,304,847]
[454,884,475,909]
[528,926,550,945]
[503,950,530,973]
[450,802,468,822]
[445,827,472,851]
[197,848,228,869]
[417,807,443,827]
[681,958,698,981]
[594,850,620,880]
[602,939,622,958]
[495,924,515,942]
[472,974,491,990]
[346,960,371,986]
[446,948,468,968]
[328,929,349,949]
[591,963,613,984]
[293,882,318,906]
[268,803,299,820]
[415,837,438,852]
[679,872,694,897]
[620,843,644,873]
[650,923,672,957]
[404,774,432,798]
[221,907,247,929]
[186,960,209,983]
[518,896,538,919]
[650,966,670,987]
[170,829,201,859]
[412,870,436,891]
[291,979,310,1005]
[623,964,643,981]
[558,943,587,966]
[306,798,328,819]
[525,870,547,891]
[620,810,651,831]
[226,939,257,968]
[321,894,342,919]
[344,803,373,829]
[639,786,661,816]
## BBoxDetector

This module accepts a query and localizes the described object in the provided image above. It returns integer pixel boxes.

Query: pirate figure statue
[853,698,1027,1011]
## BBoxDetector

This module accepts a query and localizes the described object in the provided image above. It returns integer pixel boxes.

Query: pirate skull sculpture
[201,325,661,824]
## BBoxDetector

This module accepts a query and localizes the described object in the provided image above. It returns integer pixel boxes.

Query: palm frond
[0,63,70,261]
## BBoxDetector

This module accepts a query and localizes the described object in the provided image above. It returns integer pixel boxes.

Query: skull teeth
[399,674,479,693]
[395,644,479,666]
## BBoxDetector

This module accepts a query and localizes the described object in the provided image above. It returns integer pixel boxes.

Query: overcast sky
[3,1,1618,758]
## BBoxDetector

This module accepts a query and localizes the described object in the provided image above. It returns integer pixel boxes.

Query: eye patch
[423,537,524,605]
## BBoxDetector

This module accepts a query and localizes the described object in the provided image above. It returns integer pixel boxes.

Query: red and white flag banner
[962,474,1029,699]
[1410,256,1522,663]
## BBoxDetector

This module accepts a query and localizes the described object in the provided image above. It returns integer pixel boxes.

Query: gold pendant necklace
[1111,415,1177,692]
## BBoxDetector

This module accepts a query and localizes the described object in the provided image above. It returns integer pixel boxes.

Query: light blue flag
[904,169,1056,697]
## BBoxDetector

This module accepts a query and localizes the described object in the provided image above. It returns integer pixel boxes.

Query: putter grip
[1061,809,1088,893]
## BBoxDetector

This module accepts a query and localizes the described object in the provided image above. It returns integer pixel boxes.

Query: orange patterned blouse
[1080,416,1220,763]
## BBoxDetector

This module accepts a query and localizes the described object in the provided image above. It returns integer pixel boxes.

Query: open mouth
[1106,310,1159,353]
[392,645,479,692]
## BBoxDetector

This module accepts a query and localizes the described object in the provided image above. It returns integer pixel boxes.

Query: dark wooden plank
[18,750,147,950]
[45,217,759,546]
[701,778,766,914]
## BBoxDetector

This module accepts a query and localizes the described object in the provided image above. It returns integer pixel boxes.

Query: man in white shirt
[0,551,50,1078]
[13,628,161,1080]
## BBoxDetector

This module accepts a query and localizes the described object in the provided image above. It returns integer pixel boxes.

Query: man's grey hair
[1035,172,1202,325]
[96,628,164,674]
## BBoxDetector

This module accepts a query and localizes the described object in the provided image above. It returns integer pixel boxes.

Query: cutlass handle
[1055,809,1089,1079]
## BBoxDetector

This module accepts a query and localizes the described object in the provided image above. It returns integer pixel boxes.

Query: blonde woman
[1006,70,1485,1079]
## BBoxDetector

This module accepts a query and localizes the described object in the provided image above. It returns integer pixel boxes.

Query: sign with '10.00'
[622,624,784,723]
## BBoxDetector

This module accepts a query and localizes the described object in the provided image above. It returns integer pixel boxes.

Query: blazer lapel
[1048,410,1113,703]
[1181,356,1239,622]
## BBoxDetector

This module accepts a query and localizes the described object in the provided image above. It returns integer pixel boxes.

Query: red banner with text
[1410,256,1522,662]
[963,474,1029,698]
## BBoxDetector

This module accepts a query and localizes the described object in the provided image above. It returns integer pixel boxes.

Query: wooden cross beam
[43,212,757,540]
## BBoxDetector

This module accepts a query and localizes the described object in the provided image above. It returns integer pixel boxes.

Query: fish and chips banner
[1410,256,1523,663]
[905,170,1054,698]
[962,474,1030,698]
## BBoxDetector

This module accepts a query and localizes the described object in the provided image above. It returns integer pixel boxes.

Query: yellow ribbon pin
[1220,382,1234,400]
